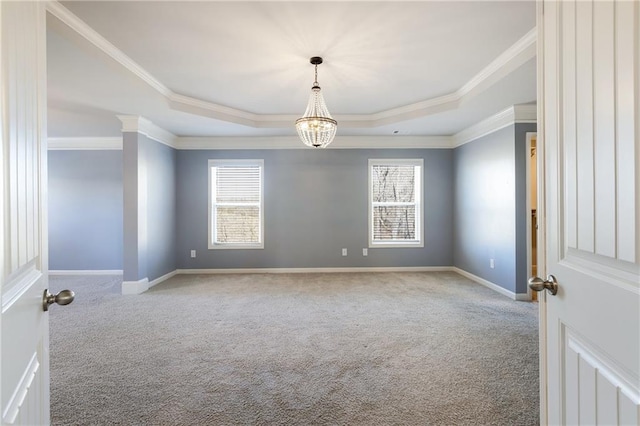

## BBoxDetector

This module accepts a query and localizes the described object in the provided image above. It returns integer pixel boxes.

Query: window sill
[369,242,424,249]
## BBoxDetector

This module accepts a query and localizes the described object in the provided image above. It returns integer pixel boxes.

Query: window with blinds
[369,159,423,247]
[209,159,264,249]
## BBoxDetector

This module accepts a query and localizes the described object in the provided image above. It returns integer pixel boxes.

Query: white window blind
[209,160,263,249]
[369,159,423,247]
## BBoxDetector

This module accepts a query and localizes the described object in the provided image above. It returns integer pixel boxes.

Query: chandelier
[295,57,337,148]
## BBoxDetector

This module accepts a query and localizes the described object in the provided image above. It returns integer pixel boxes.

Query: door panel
[1,2,49,424]
[540,0,640,424]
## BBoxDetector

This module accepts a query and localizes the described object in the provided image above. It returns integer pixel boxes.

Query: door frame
[536,1,549,423]
[525,131,537,301]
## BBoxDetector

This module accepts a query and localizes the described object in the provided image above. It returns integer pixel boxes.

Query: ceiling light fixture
[295,56,337,148]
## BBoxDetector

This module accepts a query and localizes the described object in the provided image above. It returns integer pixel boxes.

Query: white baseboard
[49,270,123,275]
[452,267,530,301]
[177,266,453,275]
[122,277,149,295]
[149,270,178,288]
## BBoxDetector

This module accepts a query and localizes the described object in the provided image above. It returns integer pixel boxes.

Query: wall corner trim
[121,277,149,295]
[452,267,526,301]
[117,115,178,149]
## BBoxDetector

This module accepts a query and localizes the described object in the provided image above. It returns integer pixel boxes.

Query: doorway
[526,132,538,301]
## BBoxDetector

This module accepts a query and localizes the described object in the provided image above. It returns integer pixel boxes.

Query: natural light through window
[369,159,423,248]
[209,159,264,249]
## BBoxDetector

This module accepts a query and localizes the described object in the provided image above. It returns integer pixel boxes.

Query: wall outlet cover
[342,248,347,256]
[190,250,196,258]
[363,248,368,256]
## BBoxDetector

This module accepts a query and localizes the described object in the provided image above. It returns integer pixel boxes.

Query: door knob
[528,274,558,296]
[43,289,75,311]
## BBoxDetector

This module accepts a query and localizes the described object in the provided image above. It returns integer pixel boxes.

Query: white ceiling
[47,1,537,139]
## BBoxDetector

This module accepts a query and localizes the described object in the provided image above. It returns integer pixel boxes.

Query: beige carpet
[50,272,539,425]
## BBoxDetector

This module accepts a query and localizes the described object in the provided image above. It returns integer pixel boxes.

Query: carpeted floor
[49,272,539,425]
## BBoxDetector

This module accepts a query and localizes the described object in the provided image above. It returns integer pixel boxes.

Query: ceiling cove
[46,1,536,130]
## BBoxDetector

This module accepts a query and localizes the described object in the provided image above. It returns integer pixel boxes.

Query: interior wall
[453,123,537,296]
[143,136,177,281]
[48,150,123,270]
[176,148,454,269]
[453,126,518,293]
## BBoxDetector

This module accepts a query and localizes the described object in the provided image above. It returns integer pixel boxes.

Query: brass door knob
[528,275,558,296]
[43,289,75,311]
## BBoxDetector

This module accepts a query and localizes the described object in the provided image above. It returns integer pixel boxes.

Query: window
[209,159,264,249]
[369,159,423,247]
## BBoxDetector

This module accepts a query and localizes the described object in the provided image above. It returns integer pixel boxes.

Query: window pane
[216,206,260,243]
[216,166,261,203]
[373,205,416,240]
[371,165,415,203]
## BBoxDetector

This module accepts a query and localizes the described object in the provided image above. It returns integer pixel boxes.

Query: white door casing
[0,2,49,425]
[539,0,640,425]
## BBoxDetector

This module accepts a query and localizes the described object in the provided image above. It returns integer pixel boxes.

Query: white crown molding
[176,135,453,150]
[458,28,537,101]
[452,104,537,147]
[47,1,536,129]
[46,1,172,98]
[47,137,123,150]
[513,104,538,123]
[117,115,178,148]
[50,104,534,151]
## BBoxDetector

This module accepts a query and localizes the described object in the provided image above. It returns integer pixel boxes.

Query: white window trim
[208,159,264,250]
[368,158,424,248]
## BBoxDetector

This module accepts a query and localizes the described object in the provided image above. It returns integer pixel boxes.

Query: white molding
[459,28,537,101]
[452,104,537,147]
[513,104,538,123]
[46,1,172,98]
[46,105,535,150]
[47,137,122,150]
[452,267,529,301]
[148,270,178,288]
[177,266,453,274]
[121,277,149,295]
[47,0,536,129]
[177,135,453,150]
[117,115,178,149]
[48,270,123,275]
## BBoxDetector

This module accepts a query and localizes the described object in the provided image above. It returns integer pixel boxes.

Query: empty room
[1,1,638,425]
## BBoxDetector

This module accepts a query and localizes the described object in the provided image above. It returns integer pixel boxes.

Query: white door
[538,0,640,424]
[1,2,50,424]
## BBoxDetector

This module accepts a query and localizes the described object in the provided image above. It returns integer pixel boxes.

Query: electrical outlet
[342,248,347,256]
[490,258,495,269]
[362,248,368,256]
[190,250,196,258]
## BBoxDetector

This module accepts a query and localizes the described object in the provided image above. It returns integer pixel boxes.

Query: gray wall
[49,130,537,289]
[122,133,177,282]
[453,126,517,292]
[48,150,123,270]
[176,149,454,269]
[453,124,536,295]
[144,136,177,280]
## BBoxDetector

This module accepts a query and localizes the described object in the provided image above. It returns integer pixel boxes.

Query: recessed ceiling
[47,1,537,138]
